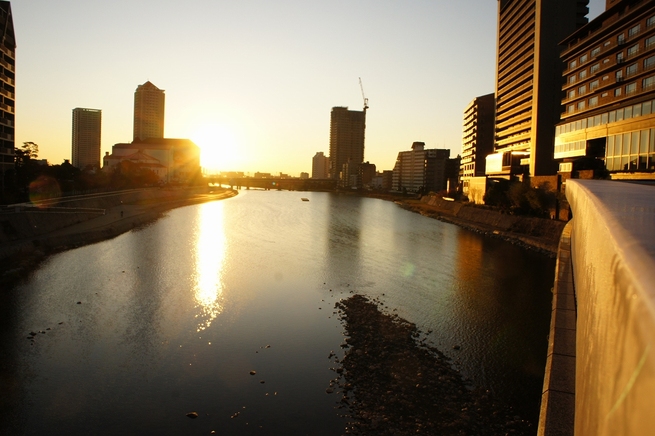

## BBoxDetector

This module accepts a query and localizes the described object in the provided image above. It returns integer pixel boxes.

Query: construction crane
[359,77,369,112]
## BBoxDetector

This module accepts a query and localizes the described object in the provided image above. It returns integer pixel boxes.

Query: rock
[186,412,198,419]
[249,370,256,375]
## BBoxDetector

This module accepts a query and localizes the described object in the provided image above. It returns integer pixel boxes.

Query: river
[0,190,555,435]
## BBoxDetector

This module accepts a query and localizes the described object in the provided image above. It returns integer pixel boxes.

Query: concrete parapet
[566,180,655,436]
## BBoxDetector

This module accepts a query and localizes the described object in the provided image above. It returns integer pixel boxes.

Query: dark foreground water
[0,191,555,435]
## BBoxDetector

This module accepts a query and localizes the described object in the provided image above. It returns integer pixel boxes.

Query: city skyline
[12,0,606,175]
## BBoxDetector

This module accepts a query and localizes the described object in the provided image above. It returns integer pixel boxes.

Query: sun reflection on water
[193,201,227,332]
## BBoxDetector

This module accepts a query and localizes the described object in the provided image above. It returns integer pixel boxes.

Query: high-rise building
[133,81,165,141]
[72,108,102,169]
[486,0,589,177]
[461,93,495,195]
[555,0,655,177]
[328,106,366,184]
[392,142,451,193]
[312,151,329,178]
[0,1,15,178]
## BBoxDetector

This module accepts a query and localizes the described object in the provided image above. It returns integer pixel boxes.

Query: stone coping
[538,221,575,436]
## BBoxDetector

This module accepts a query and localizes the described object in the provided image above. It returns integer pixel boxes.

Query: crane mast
[359,77,369,112]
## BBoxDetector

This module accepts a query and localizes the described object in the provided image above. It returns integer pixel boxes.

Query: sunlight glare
[193,201,228,332]
[191,123,243,172]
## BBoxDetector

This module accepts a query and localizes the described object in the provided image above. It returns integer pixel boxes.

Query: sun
[191,123,242,172]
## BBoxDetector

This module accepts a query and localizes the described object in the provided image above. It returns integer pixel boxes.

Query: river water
[0,191,555,435]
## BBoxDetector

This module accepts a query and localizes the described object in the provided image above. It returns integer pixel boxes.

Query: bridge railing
[566,179,655,436]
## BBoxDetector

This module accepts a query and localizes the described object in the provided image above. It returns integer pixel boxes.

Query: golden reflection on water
[193,201,227,332]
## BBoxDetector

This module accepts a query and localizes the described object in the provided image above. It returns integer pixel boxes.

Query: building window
[580,53,588,64]
[591,47,601,57]
[577,101,586,110]
[627,44,639,57]
[603,58,610,64]
[579,85,587,95]
[643,75,655,90]
[616,70,624,81]
[579,70,587,80]
[589,96,599,107]
[602,92,609,97]
[567,104,574,113]
[644,100,653,115]
[626,82,637,95]
[590,63,600,74]
[603,75,610,81]
[569,59,577,69]
[568,75,576,84]
[629,24,641,38]
[590,79,600,91]
[615,88,622,97]
[568,89,576,99]
[645,55,655,70]
[649,16,655,28]
[627,63,638,77]
[618,33,625,45]
[647,36,655,48]
[617,52,625,63]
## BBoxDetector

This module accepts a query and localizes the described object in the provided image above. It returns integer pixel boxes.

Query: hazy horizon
[13,0,606,175]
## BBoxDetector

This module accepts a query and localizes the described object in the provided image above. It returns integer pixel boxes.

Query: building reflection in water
[192,201,227,332]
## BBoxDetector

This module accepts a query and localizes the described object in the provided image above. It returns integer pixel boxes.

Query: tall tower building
[312,151,329,179]
[133,81,165,141]
[488,0,589,177]
[72,108,102,169]
[461,93,495,195]
[0,1,15,177]
[328,106,366,184]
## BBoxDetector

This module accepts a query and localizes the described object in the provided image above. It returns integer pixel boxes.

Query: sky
[11,0,606,175]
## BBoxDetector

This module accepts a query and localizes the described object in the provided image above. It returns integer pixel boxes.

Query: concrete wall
[566,180,655,435]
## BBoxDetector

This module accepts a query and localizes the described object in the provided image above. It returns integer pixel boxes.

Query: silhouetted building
[300,172,309,179]
[133,81,165,141]
[312,151,329,178]
[72,108,102,169]
[329,107,366,185]
[445,156,461,194]
[359,161,376,187]
[487,0,589,177]
[104,138,200,184]
[392,142,450,193]
[461,93,495,195]
[0,1,15,178]
[555,0,655,177]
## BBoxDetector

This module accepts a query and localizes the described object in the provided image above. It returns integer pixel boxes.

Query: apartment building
[72,108,102,169]
[555,0,655,176]
[133,81,165,141]
[461,93,495,195]
[487,0,589,177]
[391,142,451,193]
[0,1,14,177]
[328,106,366,185]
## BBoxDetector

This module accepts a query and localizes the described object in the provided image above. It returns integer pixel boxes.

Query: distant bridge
[539,179,655,436]
[206,177,337,191]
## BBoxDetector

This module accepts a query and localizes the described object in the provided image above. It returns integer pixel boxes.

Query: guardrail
[565,179,655,435]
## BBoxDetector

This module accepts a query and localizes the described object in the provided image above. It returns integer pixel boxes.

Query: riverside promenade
[0,187,237,284]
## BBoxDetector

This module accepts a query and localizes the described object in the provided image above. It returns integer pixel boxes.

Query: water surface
[0,191,554,435]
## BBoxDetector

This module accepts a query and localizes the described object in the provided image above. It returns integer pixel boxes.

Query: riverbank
[395,195,566,257]
[0,187,237,286]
